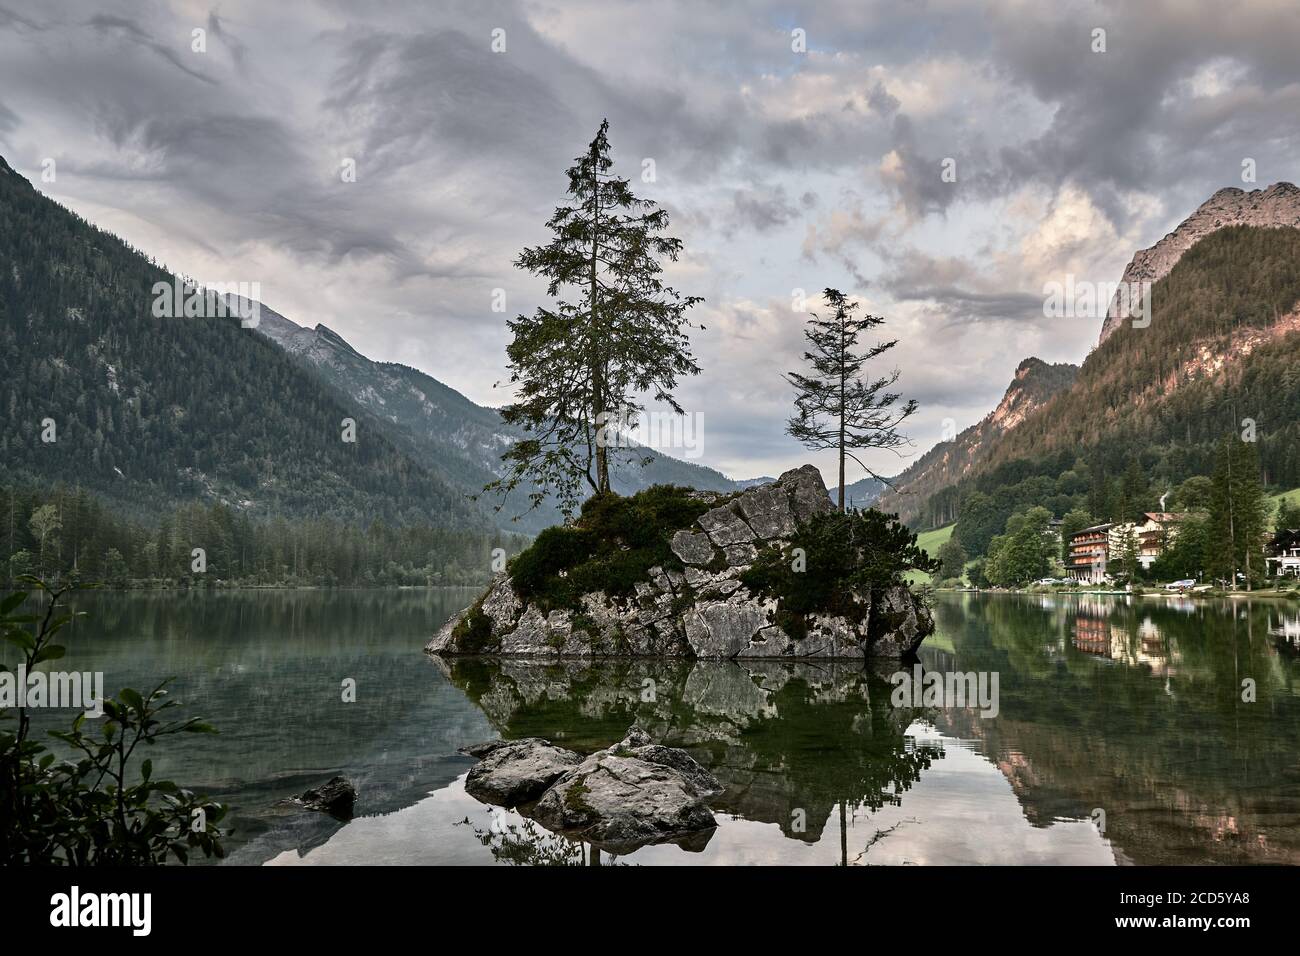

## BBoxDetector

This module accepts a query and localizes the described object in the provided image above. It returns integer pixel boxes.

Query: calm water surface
[19,589,1300,865]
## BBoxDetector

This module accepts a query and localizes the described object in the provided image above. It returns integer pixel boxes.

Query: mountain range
[1099,182,1300,344]
[251,305,740,532]
[0,153,738,535]
[7,149,1296,547]
[879,182,1300,537]
[877,358,1078,526]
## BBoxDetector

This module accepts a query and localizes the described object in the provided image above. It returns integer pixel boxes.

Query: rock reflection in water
[434,656,942,858]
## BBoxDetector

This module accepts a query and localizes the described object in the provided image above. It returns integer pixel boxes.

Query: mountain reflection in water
[430,592,1300,865]
[25,589,1298,865]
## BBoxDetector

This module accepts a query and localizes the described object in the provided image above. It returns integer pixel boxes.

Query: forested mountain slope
[0,155,481,529]
[0,153,740,538]
[877,357,1079,526]
[983,226,1300,482]
[254,305,740,533]
[925,225,1300,546]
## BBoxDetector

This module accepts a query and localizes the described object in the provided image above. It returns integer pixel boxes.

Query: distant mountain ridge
[830,475,886,509]
[876,357,1080,525]
[881,182,1300,532]
[972,225,1300,482]
[904,223,1300,542]
[251,301,742,533]
[0,154,482,529]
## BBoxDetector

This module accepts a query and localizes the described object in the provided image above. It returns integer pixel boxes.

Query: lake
[15,588,1300,865]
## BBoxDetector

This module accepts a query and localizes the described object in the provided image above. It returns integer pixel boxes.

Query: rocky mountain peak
[1013,356,1047,377]
[1100,181,1300,344]
[990,357,1078,431]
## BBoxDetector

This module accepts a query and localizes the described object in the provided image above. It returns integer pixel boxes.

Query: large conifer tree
[488,120,702,517]
[1206,436,1269,589]
[785,289,916,511]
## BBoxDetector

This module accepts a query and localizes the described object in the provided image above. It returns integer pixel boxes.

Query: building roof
[1071,523,1114,538]
[1142,512,1186,523]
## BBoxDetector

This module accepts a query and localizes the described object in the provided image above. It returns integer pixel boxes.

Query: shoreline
[27,583,488,593]
[933,586,1300,602]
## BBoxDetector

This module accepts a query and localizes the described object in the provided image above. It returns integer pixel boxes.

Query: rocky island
[427,465,936,660]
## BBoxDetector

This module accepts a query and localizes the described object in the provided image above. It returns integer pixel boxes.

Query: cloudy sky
[3,0,1298,484]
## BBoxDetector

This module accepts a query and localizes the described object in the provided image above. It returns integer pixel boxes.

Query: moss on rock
[451,599,495,653]
[507,485,723,611]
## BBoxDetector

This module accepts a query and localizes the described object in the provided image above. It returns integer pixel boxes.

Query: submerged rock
[462,729,723,852]
[428,463,934,660]
[296,775,357,818]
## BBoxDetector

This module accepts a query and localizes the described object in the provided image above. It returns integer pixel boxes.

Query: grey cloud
[206,11,247,65]
[980,0,1300,231]
[86,14,218,86]
[866,80,900,116]
[323,28,577,182]
[0,4,47,32]
[728,185,801,233]
[898,287,1046,325]
[878,247,1046,325]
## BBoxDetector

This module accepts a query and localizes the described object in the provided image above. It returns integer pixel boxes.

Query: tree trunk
[589,157,609,495]
[839,800,847,866]
[838,317,846,512]
[838,445,845,512]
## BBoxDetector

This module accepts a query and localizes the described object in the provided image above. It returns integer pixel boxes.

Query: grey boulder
[460,737,584,806]
[296,775,357,818]
[463,729,723,852]
[427,463,931,660]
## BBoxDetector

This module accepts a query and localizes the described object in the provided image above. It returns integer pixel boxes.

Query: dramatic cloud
[1,0,1296,483]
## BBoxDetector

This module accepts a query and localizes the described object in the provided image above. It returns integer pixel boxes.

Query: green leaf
[0,592,27,615]
[32,644,66,664]
[2,630,35,651]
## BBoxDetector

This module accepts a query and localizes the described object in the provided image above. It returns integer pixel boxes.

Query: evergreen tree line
[2,484,524,588]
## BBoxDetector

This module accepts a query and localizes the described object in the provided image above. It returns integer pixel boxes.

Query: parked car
[1164,579,1196,591]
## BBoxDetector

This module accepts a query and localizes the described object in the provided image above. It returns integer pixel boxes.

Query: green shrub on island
[450,600,495,653]
[740,509,939,626]
[507,486,724,611]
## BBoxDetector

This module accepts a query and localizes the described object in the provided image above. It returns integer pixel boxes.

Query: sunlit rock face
[1099,181,1300,344]
[427,464,934,660]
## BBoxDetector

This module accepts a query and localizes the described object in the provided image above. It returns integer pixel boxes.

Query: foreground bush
[0,578,227,865]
